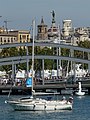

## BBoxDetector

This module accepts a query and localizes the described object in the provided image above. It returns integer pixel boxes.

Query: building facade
[37,17,48,40]
[0,33,17,44]
[0,30,31,45]
[62,20,73,39]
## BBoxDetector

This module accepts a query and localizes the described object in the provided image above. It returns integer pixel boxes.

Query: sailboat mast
[31,20,35,93]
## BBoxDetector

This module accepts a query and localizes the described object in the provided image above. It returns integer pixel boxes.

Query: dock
[0,79,90,95]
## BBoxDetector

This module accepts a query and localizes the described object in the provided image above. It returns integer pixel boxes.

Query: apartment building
[0,29,31,45]
[0,33,17,44]
[8,30,31,43]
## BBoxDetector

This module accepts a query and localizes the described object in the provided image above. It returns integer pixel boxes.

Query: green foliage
[78,40,90,48]
[61,48,70,56]
[77,40,90,69]
[1,47,18,57]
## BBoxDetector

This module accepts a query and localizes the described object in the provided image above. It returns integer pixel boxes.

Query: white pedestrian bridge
[0,42,90,70]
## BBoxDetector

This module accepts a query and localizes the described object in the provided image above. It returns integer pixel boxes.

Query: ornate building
[37,17,48,40]
[48,10,59,40]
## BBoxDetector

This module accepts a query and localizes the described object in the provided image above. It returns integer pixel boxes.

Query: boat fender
[5,100,7,103]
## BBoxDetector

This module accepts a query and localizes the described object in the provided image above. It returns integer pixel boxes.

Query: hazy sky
[0,0,90,30]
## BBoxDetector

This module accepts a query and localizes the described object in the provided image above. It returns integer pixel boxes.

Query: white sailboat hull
[6,99,73,111]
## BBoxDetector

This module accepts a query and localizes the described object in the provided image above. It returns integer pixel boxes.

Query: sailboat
[5,20,73,111]
[75,82,85,96]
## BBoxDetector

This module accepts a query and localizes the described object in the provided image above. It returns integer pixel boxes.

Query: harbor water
[0,95,90,120]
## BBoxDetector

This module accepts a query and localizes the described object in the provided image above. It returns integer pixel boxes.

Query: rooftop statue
[51,10,55,23]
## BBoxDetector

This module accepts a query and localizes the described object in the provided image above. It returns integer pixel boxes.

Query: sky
[0,0,90,30]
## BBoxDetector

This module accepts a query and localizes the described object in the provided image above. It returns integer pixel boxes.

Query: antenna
[4,20,11,32]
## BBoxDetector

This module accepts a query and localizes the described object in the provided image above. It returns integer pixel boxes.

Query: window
[27,35,29,41]
[11,38,13,42]
[20,35,22,40]
[0,37,2,42]
[22,35,26,39]
[38,28,41,33]
[8,39,10,42]
[4,39,6,43]
[8,38,10,42]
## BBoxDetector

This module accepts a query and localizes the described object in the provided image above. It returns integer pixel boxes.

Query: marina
[4,20,73,111]
[0,80,90,95]
[0,95,90,120]
[0,40,90,95]
[0,0,90,119]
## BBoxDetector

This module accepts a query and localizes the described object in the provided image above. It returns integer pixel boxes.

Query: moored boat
[5,96,73,111]
[5,20,73,111]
